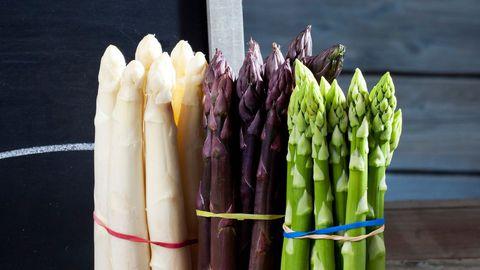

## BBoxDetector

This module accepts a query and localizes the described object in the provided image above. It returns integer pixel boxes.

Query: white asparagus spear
[176,52,207,268]
[94,45,126,270]
[145,53,192,270]
[108,60,150,270]
[135,34,163,72]
[171,40,194,124]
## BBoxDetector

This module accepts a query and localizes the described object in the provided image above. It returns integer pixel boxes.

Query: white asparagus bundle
[108,60,150,270]
[94,45,126,270]
[175,52,208,268]
[144,53,192,270]
[171,40,194,124]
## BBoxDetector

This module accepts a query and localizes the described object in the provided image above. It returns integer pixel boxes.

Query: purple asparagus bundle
[249,57,294,270]
[286,25,313,64]
[208,49,238,270]
[237,39,266,269]
[305,44,346,83]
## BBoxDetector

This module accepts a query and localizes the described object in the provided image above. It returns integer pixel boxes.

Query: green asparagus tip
[319,77,331,98]
[370,72,397,143]
[332,44,346,58]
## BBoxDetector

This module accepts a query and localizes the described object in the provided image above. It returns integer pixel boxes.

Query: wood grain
[388,259,480,270]
[243,0,480,73]
[385,200,480,260]
[337,75,480,172]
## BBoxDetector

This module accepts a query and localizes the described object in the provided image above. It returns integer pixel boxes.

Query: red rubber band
[93,212,197,249]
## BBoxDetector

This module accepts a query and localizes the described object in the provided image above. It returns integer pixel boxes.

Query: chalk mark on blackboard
[0,143,94,160]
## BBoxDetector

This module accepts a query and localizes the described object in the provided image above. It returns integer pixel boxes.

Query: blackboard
[0,0,208,269]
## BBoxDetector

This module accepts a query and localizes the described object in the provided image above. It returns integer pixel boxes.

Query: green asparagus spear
[342,68,370,270]
[284,60,315,270]
[281,82,299,270]
[367,73,402,270]
[324,78,348,269]
[324,79,348,227]
[306,75,335,270]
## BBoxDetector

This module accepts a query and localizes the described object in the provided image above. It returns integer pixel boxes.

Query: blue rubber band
[283,218,385,239]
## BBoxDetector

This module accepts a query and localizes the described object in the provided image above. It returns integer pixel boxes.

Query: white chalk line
[0,143,94,160]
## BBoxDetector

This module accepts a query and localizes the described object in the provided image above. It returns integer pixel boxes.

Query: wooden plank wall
[243,0,480,200]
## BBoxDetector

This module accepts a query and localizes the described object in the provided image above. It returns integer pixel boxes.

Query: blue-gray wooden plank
[386,174,480,201]
[243,0,480,74]
[335,75,480,172]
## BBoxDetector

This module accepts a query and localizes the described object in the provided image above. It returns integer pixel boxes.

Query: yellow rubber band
[196,210,284,221]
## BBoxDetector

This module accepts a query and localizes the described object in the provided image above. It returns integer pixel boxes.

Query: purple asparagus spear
[236,39,267,269]
[286,25,313,64]
[197,49,227,270]
[209,50,238,270]
[304,44,346,83]
[249,59,294,270]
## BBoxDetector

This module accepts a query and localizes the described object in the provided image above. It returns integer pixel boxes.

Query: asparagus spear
[367,73,401,270]
[197,50,226,270]
[324,79,348,268]
[248,38,264,66]
[307,77,335,270]
[249,59,293,270]
[324,79,349,226]
[108,60,150,270]
[342,68,370,270]
[94,45,125,270]
[237,40,266,269]
[135,34,162,72]
[144,53,191,270]
[304,44,346,83]
[177,52,208,269]
[172,40,195,124]
[209,51,237,270]
[264,43,285,83]
[281,72,300,270]
[285,60,315,270]
[286,25,313,64]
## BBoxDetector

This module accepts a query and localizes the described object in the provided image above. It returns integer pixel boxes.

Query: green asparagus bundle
[283,60,315,270]
[342,68,370,270]
[305,44,345,83]
[197,50,226,270]
[236,39,266,269]
[249,56,292,270]
[367,73,402,270]
[306,75,335,270]
[208,50,238,270]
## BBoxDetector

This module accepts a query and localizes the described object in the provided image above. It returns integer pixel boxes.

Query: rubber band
[196,210,284,221]
[93,212,197,249]
[283,218,385,242]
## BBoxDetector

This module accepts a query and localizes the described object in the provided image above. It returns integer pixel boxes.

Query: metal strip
[206,0,244,74]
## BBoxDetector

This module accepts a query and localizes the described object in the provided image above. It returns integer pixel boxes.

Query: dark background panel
[0,152,93,270]
[0,0,208,269]
[0,0,208,152]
